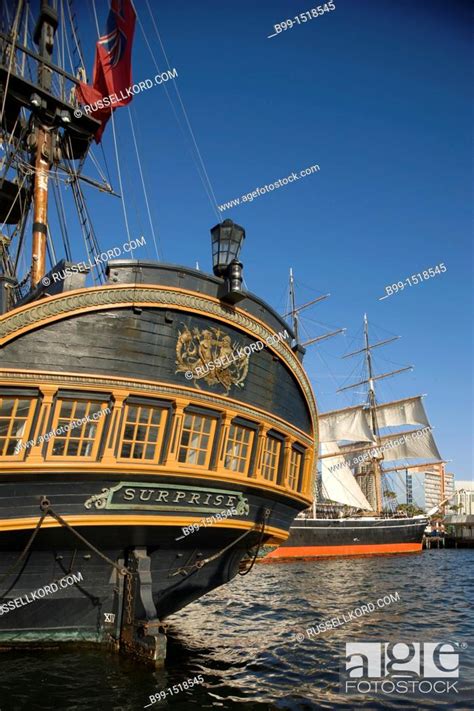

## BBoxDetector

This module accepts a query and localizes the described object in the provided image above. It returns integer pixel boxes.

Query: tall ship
[264,314,446,561]
[0,0,317,661]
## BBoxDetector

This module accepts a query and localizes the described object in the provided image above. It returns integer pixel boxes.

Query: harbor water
[0,549,472,710]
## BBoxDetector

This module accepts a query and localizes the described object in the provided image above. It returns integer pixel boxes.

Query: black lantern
[210,219,246,304]
[210,219,245,277]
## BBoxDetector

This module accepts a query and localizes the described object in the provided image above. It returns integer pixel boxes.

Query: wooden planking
[1,308,312,432]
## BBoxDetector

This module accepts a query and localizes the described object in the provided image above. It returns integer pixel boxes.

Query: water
[0,549,472,710]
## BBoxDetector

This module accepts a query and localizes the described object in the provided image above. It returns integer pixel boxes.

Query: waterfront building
[444,481,474,546]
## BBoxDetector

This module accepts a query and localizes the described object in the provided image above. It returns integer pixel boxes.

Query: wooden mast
[31,0,57,287]
[31,128,51,286]
[289,267,299,344]
[363,314,383,513]
[335,318,417,514]
[287,268,344,518]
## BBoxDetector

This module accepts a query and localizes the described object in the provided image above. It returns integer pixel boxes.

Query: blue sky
[43,0,472,483]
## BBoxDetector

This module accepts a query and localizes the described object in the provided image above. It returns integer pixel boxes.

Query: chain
[126,570,134,625]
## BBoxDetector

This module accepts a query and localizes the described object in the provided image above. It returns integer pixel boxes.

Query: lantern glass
[211,219,245,277]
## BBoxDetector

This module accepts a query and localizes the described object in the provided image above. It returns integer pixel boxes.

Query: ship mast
[286,268,345,518]
[286,269,344,347]
[289,267,299,343]
[336,316,414,514]
[363,314,383,513]
[31,0,57,287]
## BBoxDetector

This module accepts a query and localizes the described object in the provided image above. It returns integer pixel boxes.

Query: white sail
[319,395,429,444]
[379,428,442,463]
[375,396,430,429]
[318,407,374,443]
[320,442,373,510]
[337,427,442,465]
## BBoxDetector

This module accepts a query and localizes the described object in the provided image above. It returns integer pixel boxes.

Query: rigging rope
[0,171,28,231]
[0,0,23,124]
[62,0,78,77]
[52,172,73,261]
[127,106,162,260]
[136,1,221,221]
[91,0,100,38]
[89,3,133,258]
[66,0,86,72]
[110,110,133,254]
[145,0,220,213]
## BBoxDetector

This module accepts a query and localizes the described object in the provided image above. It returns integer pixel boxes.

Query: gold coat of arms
[176,325,249,394]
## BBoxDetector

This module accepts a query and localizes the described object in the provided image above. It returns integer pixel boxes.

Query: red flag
[75,83,113,142]
[75,0,136,142]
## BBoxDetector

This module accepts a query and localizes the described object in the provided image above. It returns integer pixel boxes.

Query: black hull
[0,526,250,644]
[263,517,428,560]
[0,475,303,646]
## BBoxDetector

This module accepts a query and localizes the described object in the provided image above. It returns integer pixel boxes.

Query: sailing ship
[0,0,317,661]
[264,314,445,560]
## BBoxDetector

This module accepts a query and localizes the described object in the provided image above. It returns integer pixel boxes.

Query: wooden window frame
[261,430,285,483]
[224,422,255,476]
[178,407,221,470]
[222,417,260,478]
[0,389,40,460]
[115,397,172,464]
[45,395,110,461]
[292,442,307,492]
[288,445,305,491]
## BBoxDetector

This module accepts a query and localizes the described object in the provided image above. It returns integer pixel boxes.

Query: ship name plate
[84,482,250,515]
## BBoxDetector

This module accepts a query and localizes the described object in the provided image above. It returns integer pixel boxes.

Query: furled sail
[320,442,373,510]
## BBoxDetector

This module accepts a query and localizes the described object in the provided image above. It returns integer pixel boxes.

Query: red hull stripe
[263,542,422,560]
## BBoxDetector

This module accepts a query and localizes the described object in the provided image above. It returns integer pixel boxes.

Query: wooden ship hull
[261,515,427,561]
[0,262,317,661]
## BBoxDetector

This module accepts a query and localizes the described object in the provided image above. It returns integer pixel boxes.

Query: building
[444,480,474,546]
[413,468,455,512]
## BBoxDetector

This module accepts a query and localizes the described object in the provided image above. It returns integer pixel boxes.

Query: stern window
[288,448,303,491]
[224,424,253,474]
[48,399,109,459]
[118,404,166,461]
[178,413,216,467]
[261,436,281,481]
[0,396,36,457]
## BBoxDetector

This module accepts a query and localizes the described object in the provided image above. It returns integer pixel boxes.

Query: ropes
[0,509,48,591]
[110,110,133,255]
[171,513,270,578]
[238,509,270,576]
[137,0,221,221]
[128,106,162,261]
[0,499,269,594]
[0,0,23,124]
[66,0,86,71]
[0,501,131,596]
[44,503,129,577]
[0,171,28,231]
